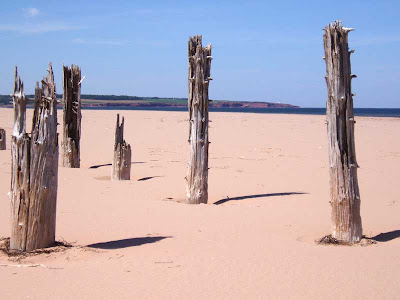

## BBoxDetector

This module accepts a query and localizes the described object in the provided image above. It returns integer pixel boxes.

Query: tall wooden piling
[186,35,212,204]
[10,67,31,251]
[323,21,362,243]
[10,63,59,251]
[62,65,81,168]
[0,128,5,150]
[112,114,131,180]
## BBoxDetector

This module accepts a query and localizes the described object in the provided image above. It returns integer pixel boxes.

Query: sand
[0,107,399,299]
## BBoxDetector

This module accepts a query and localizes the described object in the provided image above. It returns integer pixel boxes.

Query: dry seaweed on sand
[0,237,73,260]
[316,235,377,246]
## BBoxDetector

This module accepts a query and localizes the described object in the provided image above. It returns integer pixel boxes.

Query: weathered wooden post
[0,128,5,150]
[323,20,362,243]
[28,62,59,250]
[62,65,82,168]
[10,63,59,251]
[186,35,212,204]
[112,114,131,180]
[10,67,31,251]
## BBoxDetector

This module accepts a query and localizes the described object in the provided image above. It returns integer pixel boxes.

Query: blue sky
[0,0,399,107]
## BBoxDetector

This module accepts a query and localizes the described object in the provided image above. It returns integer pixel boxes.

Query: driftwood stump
[0,128,5,150]
[323,21,362,243]
[186,35,212,204]
[62,65,82,168]
[112,114,131,180]
[10,64,59,251]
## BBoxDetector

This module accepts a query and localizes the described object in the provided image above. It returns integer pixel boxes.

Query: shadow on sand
[89,162,145,169]
[371,230,400,242]
[89,163,112,169]
[87,236,171,250]
[138,176,163,182]
[214,192,307,205]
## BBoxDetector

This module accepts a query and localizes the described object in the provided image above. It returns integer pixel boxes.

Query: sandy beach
[0,108,399,299]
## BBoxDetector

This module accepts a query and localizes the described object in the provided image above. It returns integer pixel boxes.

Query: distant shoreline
[79,107,400,118]
[0,94,398,117]
[0,94,299,109]
[0,106,399,118]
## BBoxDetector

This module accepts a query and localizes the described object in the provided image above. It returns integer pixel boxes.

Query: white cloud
[0,22,83,34]
[24,8,40,17]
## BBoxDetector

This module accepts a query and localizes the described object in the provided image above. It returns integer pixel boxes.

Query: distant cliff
[209,100,298,108]
[79,97,299,109]
[0,94,299,109]
[80,100,298,109]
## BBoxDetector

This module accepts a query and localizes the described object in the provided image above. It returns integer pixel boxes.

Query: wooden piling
[62,65,82,168]
[186,35,212,204]
[10,63,59,251]
[0,128,5,150]
[112,114,131,180]
[323,21,362,243]
[10,67,31,251]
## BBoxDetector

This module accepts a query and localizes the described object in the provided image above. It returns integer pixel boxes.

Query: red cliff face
[80,100,299,109]
[208,101,298,108]
[0,96,299,109]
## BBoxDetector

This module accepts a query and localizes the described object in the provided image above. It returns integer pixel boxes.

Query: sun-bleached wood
[186,35,212,204]
[323,21,362,243]
[62,65,82,168]
[10,67,31,251]
[28,63,59,251]
[0,128,5,150]
[112,114,131,180]
[10,64,59,251]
